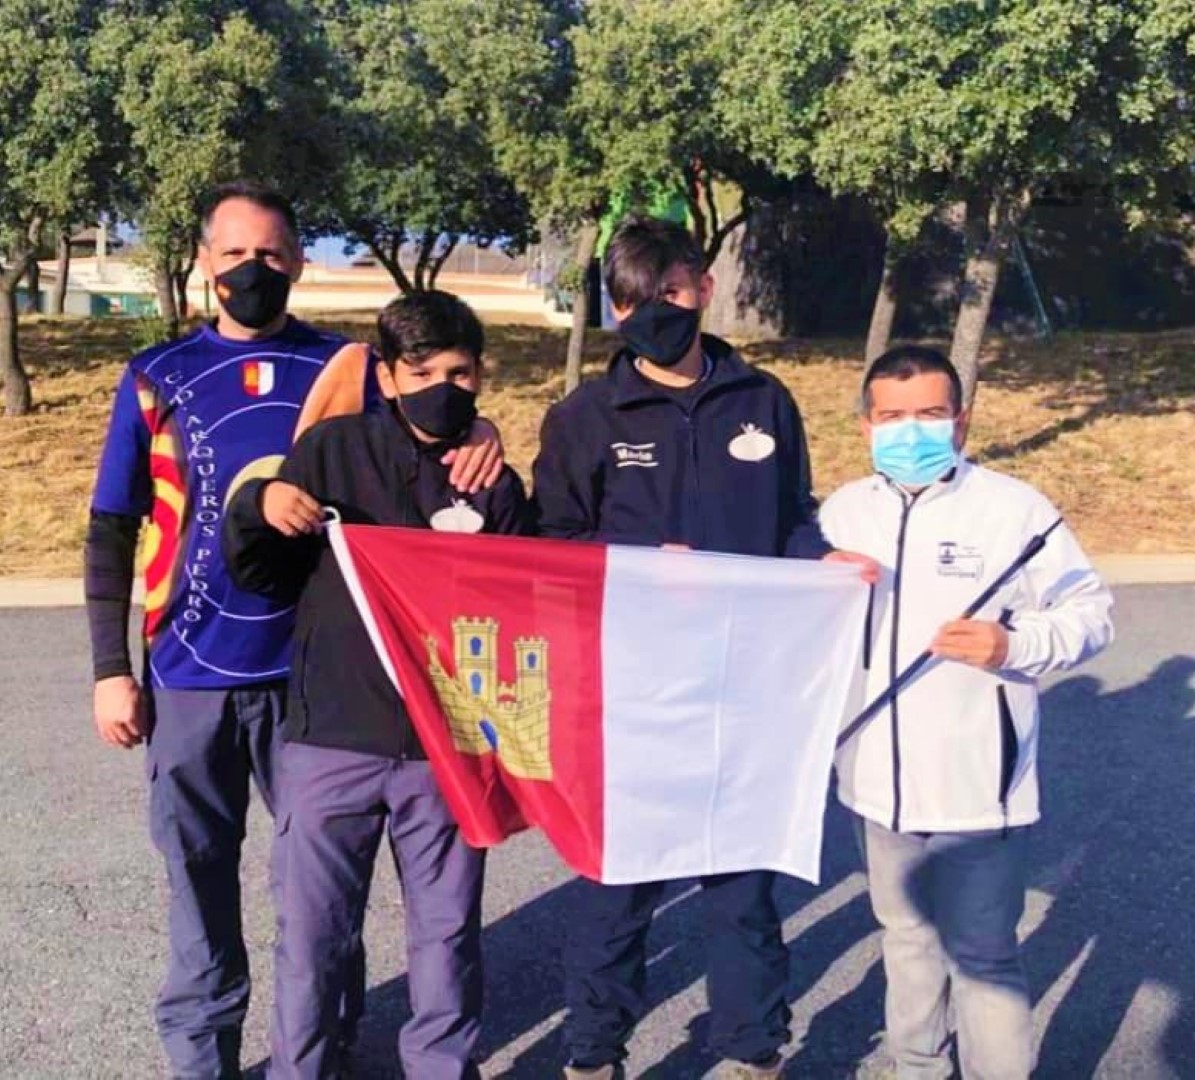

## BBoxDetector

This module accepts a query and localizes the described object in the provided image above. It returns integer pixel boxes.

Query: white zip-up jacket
[820,460,1114,833]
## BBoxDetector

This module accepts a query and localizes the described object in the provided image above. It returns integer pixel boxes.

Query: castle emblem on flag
[426,617,552,780]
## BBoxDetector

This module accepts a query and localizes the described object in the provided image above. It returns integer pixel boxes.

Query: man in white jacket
[819,345,1113,1080]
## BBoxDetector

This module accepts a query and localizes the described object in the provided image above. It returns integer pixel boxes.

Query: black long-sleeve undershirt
[84,511,140,681]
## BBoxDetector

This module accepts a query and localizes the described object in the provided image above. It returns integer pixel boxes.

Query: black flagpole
[835,516,1065,751]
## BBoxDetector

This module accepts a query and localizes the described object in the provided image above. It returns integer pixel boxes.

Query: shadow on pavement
[1023,657,1195,1077]
[247,655,1195,1078]
[341,800,881,1079]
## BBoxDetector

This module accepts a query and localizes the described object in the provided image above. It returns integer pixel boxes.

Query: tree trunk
[683,159,749,271]
[683,160,709,255]
[564,222,599,395]
[949,192,1028,408]
[428,235,459,292]
[366,235,415,295]
[23,260,40,313]
[0,280,32,416]
[173,263,192,322]
[704,209,747,272]
[413,229,437,292]
[51,229,70,315]
[865,235,900,363]
[0,219,41,415]
[155,265,180,338]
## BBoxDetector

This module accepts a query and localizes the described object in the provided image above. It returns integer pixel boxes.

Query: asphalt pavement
[0,585,1192,1078]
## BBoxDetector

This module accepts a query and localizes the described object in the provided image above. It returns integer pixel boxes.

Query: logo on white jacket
[728,423,776,462]
[937,541,983,579]
[611,442,658,468]
[431,499,485,533]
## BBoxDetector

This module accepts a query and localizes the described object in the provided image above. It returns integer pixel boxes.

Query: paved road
[1,586,1192,1079]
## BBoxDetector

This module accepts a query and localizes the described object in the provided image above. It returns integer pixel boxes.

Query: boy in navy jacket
[534,217,837,1079]
[224,291,528,1079]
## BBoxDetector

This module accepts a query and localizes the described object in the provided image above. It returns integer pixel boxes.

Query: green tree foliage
[444,0,783,390]
[571,0,780,268]
[0,0,111,414]
[742,0,1195,401]
[3,0,1192,416]
[417,0,599,388]
[315,0,533,296]
[94,1,335,335]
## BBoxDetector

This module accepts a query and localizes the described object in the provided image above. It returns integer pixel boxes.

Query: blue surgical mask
[870,418,958,487]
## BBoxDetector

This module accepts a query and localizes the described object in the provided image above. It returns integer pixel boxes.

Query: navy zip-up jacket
[223,410,530,760]
[531,334,829,557]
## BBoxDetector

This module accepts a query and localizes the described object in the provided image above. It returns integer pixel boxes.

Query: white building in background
[19,223,157,318]
[34,257,159,318]
[23,225,568,326]
[186,265,569,325]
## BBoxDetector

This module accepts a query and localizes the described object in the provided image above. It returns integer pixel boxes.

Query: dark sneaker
[708,1055,785,1079]
[563,1064,624,1080]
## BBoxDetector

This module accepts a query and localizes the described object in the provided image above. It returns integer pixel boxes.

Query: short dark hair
[861,345,964,414]
[603,215,704,310]
[199,181,299,249]
[376,290,485,369]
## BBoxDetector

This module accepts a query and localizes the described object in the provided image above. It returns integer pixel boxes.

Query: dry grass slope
[1,313,1192,577]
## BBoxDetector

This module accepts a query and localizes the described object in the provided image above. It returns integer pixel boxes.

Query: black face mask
[214,258,292,330]
[398,382,478,441]
[617,299,701,368]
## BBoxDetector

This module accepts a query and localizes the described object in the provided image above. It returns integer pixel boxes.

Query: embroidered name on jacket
[611,442,658,468]
[937,541,984,579]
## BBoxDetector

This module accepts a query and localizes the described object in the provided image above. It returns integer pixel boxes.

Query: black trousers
[562,870,791,1068]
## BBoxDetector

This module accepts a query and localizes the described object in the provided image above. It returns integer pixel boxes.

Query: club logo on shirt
[728,423,776,462]
[242,360,275,397]
[937,541,984,579]
[430,498,485,533]
[611,442,658,468]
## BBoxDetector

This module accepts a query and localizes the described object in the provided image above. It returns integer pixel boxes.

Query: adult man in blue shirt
[85,181,500,1077]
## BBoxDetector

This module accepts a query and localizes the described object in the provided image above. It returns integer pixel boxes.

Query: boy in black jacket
[534,217,846,1080]
[223,291,528,1080]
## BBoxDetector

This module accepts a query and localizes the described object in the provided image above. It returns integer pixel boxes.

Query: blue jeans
[856,815,1032,1080]
[563,872,791,1068]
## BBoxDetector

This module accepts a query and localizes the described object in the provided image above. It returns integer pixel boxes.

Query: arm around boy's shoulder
[293,341,374,440]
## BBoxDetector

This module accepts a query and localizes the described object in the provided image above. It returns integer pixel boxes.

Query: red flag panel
[339,526,608,880]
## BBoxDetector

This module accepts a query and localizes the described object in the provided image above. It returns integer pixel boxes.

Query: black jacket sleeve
[221,430,325,603]
[530,403,603,539]
[486,467,534,537]
[776,392,833,559]
[84,511,141,680]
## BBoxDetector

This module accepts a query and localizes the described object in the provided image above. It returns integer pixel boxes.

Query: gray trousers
[856,815,1033,1080]
[269,744,485,1080]
[146,684,286,1078]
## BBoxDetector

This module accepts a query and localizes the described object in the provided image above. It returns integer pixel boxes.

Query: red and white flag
[328,523,867,884]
